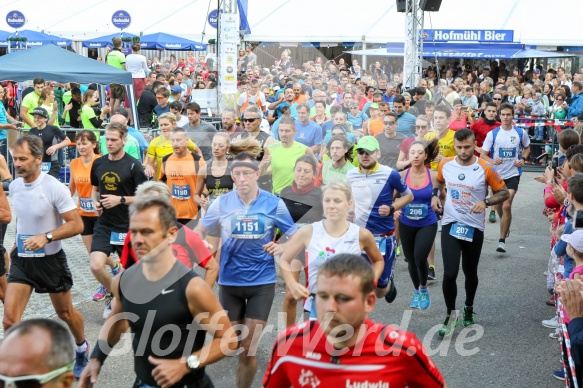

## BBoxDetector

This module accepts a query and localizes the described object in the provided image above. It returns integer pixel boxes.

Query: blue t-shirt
[0,104,8,141]
[294,120,322,147]
[154,104,170,118]
[201,189,297,286]
[128,126,149,154]
[395,111,417,137]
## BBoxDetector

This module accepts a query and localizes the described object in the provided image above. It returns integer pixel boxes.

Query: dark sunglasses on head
[243,118,259,122]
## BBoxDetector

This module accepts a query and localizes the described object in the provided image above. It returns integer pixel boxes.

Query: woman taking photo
[69,130,100,254]
[145,112,199,180]
[449,98,475,131]
[38,88,59,126]
[398,139,439,310]
[279,180,385,325]
[81,89,110,136]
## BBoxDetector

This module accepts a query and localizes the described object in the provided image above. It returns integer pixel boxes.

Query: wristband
[432,188,440,197]
[90,340,110,365]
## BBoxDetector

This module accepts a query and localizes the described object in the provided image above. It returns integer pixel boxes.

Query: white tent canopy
[243,0,581,47]
[0,0,579,47]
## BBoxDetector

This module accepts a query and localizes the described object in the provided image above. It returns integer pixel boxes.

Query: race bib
[449,222,474,242]
[41,162,51,173]
[231,214,265,239]
[374,236,387,256]
[404,203,428,220]
[499,147,517,160]
[79,197,94,212]
[172,184,191,200]
[17,234,45,257]
[110,231,127,246]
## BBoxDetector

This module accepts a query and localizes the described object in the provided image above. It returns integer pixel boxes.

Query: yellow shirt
[147,135,197,180]
[425,129,456,171]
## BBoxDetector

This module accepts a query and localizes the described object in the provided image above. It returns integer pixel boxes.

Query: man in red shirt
[470,102,501,223]
[263,254,446,388]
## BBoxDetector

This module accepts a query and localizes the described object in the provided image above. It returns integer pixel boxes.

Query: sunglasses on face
[0,362,73,388]
[415,125,428,129]
[492,98,502,100]
[243,118,259,122]
[357,149,373,155]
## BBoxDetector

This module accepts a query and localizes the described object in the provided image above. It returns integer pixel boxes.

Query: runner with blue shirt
[195,152,296,388]
[346,136,414,303]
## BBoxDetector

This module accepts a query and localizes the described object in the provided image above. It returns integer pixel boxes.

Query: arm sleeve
[555,221,573,256]
[89,116,103,128]
[389,169,411,195]
[482,132,493,155]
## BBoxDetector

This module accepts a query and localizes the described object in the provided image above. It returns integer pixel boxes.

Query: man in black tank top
[79,197,236,388]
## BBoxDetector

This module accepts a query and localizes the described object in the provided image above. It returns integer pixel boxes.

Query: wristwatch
[186,355,201,370]
[120,196,126,204]
[484,198,491,207]
[45,232,53,243]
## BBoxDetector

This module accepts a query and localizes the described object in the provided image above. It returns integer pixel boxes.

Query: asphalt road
[0,171,563,388]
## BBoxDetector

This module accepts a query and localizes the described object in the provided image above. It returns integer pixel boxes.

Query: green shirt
[322,159,356,186]
[106,49,126,70]
[62,91,72,123]
[269,141,307,195]
[100,134,141,161]
[21,91,40,129]
[81,105,97,129]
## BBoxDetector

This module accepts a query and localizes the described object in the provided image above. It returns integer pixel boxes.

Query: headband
[231,161,259,171]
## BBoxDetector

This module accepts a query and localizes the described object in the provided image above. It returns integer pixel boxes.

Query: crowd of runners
[0,43,582,387]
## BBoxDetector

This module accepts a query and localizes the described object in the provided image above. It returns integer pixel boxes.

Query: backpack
[489,126,527,175]
[160,151,201,182]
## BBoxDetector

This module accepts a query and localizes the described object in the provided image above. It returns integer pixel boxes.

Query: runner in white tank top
[279,180,385,324]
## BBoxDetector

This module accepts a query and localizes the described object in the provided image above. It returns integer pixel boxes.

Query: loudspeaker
[396,0,406,12]
[420,0,442,12]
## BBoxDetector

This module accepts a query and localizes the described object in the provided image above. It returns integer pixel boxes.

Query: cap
[32,107,48,118]
[534,68,541,74]
[561,230,583,252]
[331,124,348,133]
[171,85,183,94]
[272,85,281,91]
[370,103,380,110]
[356,136,380,152]
[483,66,491,71]
[453,98,462,106]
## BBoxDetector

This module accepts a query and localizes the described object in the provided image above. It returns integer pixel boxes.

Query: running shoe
[110,263,121,277]
[496,242,506,253]
[549,330,560,339]
[553,369,565,381]
[542,317,559,329]
[419,287,431,310]
[410,290,420,309]
[92,285,110,301]
[74,340,90,379]
[546,295,556,306]
[103,297,113,320]
[428,265,436,280]
[488,210,497,223]
[438,312,458,337]
[462,306,475,327]
[384,279,397,303]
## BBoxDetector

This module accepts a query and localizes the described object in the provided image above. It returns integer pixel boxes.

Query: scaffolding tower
[403,0,425,90]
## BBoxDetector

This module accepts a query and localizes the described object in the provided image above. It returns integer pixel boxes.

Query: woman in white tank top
[279,180,385,323]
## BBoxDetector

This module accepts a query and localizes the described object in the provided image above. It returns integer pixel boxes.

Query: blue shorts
[362,234,396,289]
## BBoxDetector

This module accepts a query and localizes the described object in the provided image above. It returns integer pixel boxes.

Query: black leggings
[399,221,437,289]
[441,223,485,314]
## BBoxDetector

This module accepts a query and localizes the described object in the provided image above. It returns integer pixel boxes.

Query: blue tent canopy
[0,44,131,84]
[138,32,206,51]
[82,32,137,48]
[7,29,72,47]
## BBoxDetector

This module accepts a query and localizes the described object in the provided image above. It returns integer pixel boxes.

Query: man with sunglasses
[376,112,406,168]
[195,153,296,388]
[0,319,76,388]
[346,136,414,303]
